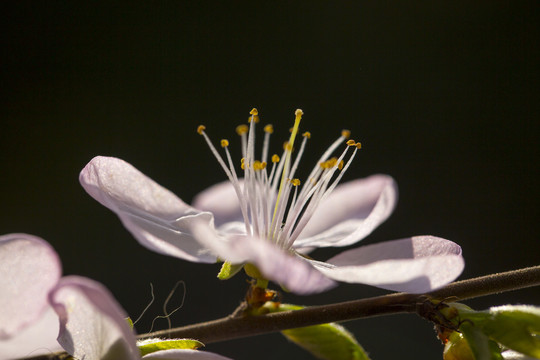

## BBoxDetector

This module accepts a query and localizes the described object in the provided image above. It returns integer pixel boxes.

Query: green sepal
[243,263,263,279]
[137,338,204,356]
[443,331,475,360]
[217,261,244,280]
[265,303,371,360]
[459,322,503,360]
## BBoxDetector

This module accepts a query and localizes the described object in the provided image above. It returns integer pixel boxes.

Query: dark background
[2,2,539,359]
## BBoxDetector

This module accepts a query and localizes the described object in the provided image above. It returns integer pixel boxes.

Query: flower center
[198,109,361,250]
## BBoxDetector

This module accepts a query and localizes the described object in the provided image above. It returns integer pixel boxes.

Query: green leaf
[217,261,244,280]
[266,303,370,360]
[137,338,204,356]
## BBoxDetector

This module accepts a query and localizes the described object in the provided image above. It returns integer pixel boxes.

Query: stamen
[271,154,280,163]
[262,124,273,163]
[236,124,249,159]
[341,129,351,139]
[197,125,206,134]
[272,109,303,230]
[220,139,229,147]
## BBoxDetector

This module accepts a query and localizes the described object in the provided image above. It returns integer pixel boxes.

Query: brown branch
[142,265,540,343]
[24,265,540,359]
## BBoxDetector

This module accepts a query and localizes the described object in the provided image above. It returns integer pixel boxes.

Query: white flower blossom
[80,109,464,294]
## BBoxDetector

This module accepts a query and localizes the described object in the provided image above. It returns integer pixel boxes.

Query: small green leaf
[266,303,370,360]
[217,261,244,280]
[137,338,204,356]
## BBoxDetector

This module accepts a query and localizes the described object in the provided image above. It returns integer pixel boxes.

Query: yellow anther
[295,109,304,118]
[264,124,274,134]
[236,124,249,135]
[328,157,337,167]
[197,125,206,134]
[253,160,263,170]
[320,157,338,169]
[355,142,362,149]
[341,129,351,139]
[220,139,229,148]
[261,161,267,169]
[248,108,259,123]
[283,141,293,151]
[240,158,246,170]
[346,139,356,146]
[291,178,301,186]
[272,154,280,163]
[302,131,311,139]
[338,160,344,170]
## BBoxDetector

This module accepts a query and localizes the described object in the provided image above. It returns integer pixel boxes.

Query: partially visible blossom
[80,109,464,295]
[0,234,231,360]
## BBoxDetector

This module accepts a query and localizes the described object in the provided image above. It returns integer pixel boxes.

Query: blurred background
[2,2,539,359]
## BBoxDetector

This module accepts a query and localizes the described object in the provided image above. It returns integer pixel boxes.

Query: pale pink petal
[49,276,140,360]
[192,180,244,226]
[311,236,464,293]
[80,156,216,263]
[191,221,336,294]
[294,175,398,249]
[0,234,61,339]
[0,306,62,360]
[143,349,233,360]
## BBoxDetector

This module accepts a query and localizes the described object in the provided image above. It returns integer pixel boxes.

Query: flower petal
[311,236,464,293]
[0,306,62,360]
[143,349,233,360]
[49,276,140,360]
[0,234,61,339]
[191,221,336,294]
[293,175,398,249]
[192,180,244,227]
[80,156,216,263]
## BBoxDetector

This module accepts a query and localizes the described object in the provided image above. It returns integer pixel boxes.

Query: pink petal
[311,236,464,293]
[191,221,336,294]
[143,349,233,360]
[192,180,244,227]
[49,276,140,360]
[294,175,398,249]
[80,156,216,263]
[0,306,62,360]
[0,234,61,339]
